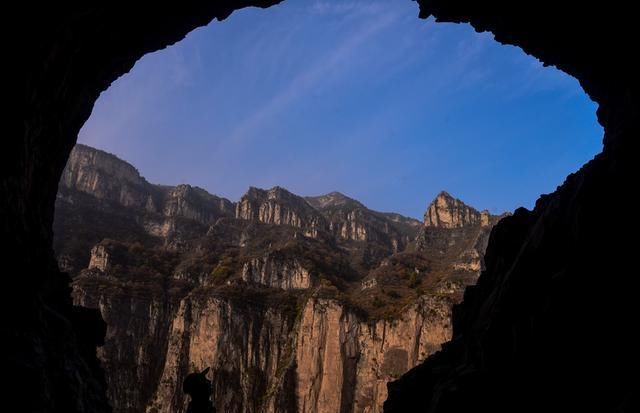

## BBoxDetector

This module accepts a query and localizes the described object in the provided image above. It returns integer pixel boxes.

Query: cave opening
[54,1,602,411]
[8,1,638,413]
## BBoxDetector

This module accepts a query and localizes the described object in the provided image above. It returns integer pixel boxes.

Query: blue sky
[79,0,602,219]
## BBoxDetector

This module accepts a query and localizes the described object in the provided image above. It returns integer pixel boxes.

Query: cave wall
[3,1,637,412]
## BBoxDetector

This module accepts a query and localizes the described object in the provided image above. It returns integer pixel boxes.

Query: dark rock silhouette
[183,368,216,413]
[3,1,638,412]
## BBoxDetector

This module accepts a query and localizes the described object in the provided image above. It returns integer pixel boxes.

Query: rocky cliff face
[61,144,234,227]
[61,143,150,207]
[236,186,326,238]
[307,192,421,252]
[242,254,313,289]
[292,297,452,413]
[159,184,234,224]
[55,145,236,270]
[415,194,505,275]
[74,283,455,413]
[53,144,503,413]
[423,191,488,228]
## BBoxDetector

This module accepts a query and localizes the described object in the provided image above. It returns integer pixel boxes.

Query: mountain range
[54,143,506,413]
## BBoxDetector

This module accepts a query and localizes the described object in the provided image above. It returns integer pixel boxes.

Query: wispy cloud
[216,6,401,153]
[167,48,193,86]
[310,0,388,16]
[502,56,581,100]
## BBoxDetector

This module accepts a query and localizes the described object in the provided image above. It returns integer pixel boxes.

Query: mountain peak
[241,186,303,205]
[305,191,364,210]
[267,185,295,199]
[236,185,324,233]
[424,191,483,228]
[435,190,454,200]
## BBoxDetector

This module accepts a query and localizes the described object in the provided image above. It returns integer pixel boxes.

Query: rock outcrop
[307,192,421,250]
[415,195,505,275]
[236,186,326,237]
[424,191,482,228]
[242,254,313,290]
[88,245,111,272]
[159,184,234,224]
